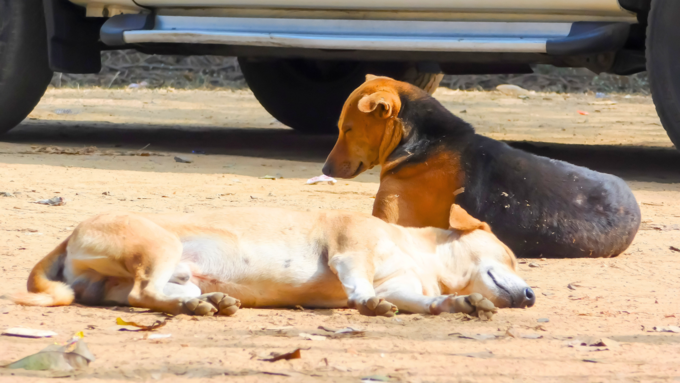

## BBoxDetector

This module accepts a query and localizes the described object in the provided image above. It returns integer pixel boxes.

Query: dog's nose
[322,162,333,176]
[521,287,536,308]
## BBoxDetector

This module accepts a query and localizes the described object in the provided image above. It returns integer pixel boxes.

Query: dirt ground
[1,88,680,382]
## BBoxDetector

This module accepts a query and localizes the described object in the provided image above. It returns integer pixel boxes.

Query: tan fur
[12,238,74,307]
[12,205,532,316]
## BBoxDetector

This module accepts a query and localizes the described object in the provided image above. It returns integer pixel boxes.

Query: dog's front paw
[433,293,497,320]
[198,292,241,316]
[349,297,397,317]
[183,298,218,316]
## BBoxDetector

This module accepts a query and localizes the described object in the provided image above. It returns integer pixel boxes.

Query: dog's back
[456,136,641,258]
[399,94,641,257]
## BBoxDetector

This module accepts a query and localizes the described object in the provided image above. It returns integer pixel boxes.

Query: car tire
[238,58,442,134]
[0,0,53,134]
[647,0,680,148]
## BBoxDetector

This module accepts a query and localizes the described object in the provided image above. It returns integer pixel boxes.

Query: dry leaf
[261,348,303,362]
[32,196,66,206]
[317,326,365,338]
[116,317,169,331]
[2,328,58,338]
[298,332,326,341]
[451,333,497,341]
[4,335,94,371]
[589,338,620,349]
[506,327,521,338]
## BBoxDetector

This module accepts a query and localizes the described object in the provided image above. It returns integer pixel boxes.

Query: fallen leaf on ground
[450,332,497,341]
[32,196,66,206]
[669,246,680,253]
[362,374,390,382]
[31,146,96,155]
[459,350,494,359]
[568,282,585,290]
[589,100,617,105]
[299,332,326,341]
[505,327,521,338]
[260,348,303,362]
[589,338,620,349]
[2,328,57,338]
[318,326,365,338]
[3,335,94,371]
[174,156,193,163]
[116,317,170,331]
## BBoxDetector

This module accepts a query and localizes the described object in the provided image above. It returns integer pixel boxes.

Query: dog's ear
[365,74,380,82]
[358,91,399,119]
[364,74,395,83]
[449,204,491,232]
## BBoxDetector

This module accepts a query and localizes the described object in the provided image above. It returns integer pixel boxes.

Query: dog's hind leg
[68,214,237,316]
[328,252,397,317]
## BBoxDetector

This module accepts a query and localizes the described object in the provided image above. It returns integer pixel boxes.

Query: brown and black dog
[322,75,641,258]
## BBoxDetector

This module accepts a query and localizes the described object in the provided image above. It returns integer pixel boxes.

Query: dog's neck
[377,117,407,176]
[400,226,473,293]
[379,94,475,176]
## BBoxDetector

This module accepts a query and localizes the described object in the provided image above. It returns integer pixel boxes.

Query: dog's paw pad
[183,298,217,316]
[354,297,397,317]
[197,293,241,316]
[217,296,240,316]
[437,293,497,319]
[466,293,497,320]
[375,300,397,317]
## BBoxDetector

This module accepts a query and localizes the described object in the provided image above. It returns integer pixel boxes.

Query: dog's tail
[11,237,74,306]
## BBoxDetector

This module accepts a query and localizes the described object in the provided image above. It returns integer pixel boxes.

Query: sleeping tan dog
[12,205,535,318]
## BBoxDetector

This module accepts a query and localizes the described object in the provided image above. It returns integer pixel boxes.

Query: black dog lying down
[322,76,641,258]
[456,137,641,258]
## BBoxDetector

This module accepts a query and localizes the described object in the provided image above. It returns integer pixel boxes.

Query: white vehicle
[1,1,676,143]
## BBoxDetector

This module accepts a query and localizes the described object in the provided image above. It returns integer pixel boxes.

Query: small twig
[137,144,150,152]
[107,71,121,88]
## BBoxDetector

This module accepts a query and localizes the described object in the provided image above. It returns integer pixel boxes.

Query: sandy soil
[1,88,680,382]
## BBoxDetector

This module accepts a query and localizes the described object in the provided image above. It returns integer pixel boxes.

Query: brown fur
[323,76,462,228]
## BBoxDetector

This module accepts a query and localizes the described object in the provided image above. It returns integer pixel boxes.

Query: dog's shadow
[3,121,679,183]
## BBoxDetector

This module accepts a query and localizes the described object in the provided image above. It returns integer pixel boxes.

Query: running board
[101,15,629,55]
